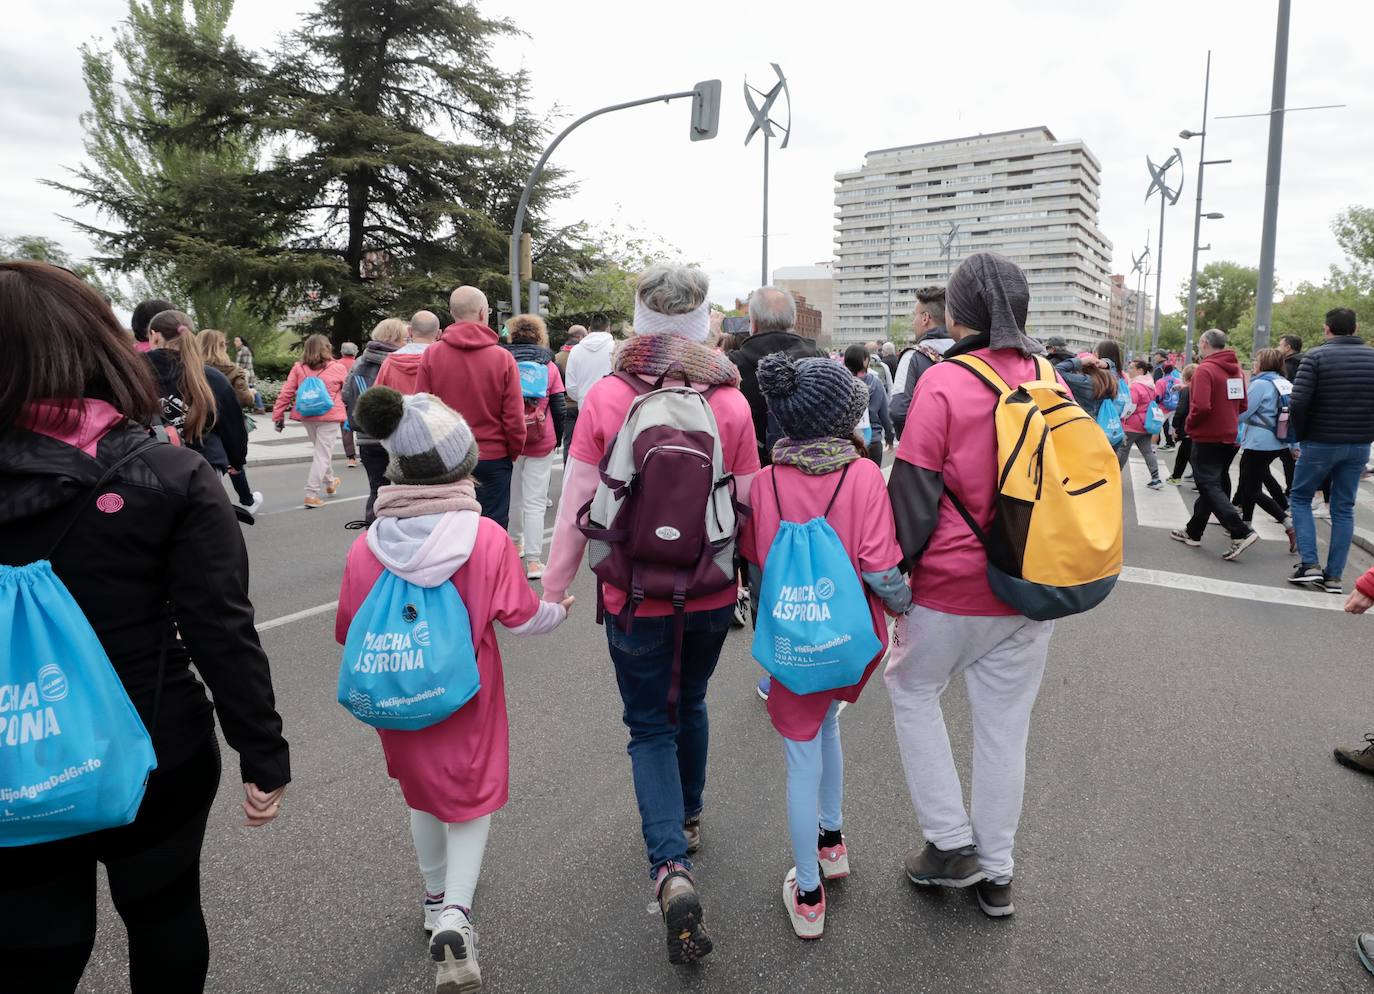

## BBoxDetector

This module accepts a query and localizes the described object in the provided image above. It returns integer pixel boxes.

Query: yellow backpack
[944,354,1123,620]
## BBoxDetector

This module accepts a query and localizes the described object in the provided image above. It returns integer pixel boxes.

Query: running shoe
[1288,564,1324,585]
[819,836,850,880]
[1170,529,1200,547]
[1334,734,1374,777]
[731,587,750,629]
[525,560,545,581]
[904,841,985,888]
[1165,477,1183,486]
[1147,478,1163,490]
[347,458,358,468]
[423,895,444,935]
[243,491,264,517]
[976,878,1015,918]
[783,867,825,939]
[1358,933,1374,976]
[756,675,771,702]
[303,496,324,509]
[1321,575,1343,594]
[1314,503,1331,520]
[431,906,480,993]
[1221,530,1260,562]
[325,475,341,496]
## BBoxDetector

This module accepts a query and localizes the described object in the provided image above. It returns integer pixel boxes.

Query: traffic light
[690,79,721,142]
[528,281,550,318]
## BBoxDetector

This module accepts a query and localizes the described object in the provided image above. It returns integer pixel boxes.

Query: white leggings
[408,810,492,909]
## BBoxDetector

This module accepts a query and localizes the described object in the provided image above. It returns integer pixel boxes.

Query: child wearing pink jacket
[336,386,572,993]
[739,353,911,940]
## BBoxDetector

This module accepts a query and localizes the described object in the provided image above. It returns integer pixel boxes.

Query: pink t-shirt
[523,361,565,459]
[897,347,1067,617]
[740,460,901,741]
[334,519,540,822]
[570,373,761,617]
[1122,378,1155,434]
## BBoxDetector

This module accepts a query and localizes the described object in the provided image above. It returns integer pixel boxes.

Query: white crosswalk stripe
[1124,449,1290,542]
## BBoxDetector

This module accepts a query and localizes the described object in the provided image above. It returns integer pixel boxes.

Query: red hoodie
[416,322,525,461]
[1185,348,1247,443]
[374,345,429,395]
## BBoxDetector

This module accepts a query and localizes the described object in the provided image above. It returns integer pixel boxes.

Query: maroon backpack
[577,367,743,717]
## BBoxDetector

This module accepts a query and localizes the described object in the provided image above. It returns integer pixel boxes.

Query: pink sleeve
[548,362,565,395]
[896,378,949,473]
[272,364,301,421]
[738,469,770,565]
[725,397,762,476]
[540,456,600,601]
[490,529,542,629]
[334,537,370,643]
[856,469,902,573]
[570,384,609,464]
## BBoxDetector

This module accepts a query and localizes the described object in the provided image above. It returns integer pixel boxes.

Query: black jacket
[344,340,400,444]
[501,343,567,446]
[728,330,823,464]
[145,349,247,469]
[0,424,290,790]
[1289,335,1374,444]
[1283,352,1303,383]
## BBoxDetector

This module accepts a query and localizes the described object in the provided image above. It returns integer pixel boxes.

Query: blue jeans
[784,701,843,893]
[1290,441,1371,578]
[605,605,733,877]
[472,457,513,530]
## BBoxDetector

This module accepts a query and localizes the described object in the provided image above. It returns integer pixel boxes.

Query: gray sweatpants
[884,605,1053,884]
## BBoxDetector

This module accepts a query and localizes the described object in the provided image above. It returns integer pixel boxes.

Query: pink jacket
[272,360,348,423]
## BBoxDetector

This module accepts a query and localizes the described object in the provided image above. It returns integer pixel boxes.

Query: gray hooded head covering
[945,252,1044,356]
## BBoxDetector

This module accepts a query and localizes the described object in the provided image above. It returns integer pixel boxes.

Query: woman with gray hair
[885,252,1063,920]
[541,263,760,964]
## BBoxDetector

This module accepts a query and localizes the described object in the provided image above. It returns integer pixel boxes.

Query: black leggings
[1172,437,1192,479]
[1236,449,1290,523]
[0,736,222,994]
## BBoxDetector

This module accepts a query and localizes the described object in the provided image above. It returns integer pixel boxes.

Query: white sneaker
[1314,504,1332,519]
[243,491,264,517]
[423,897,444,935]
[431,906,481,993]
[782,867,825,939]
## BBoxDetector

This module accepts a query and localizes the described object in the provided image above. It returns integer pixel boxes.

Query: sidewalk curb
[246,454,317,468]
[1353,530,1374,558]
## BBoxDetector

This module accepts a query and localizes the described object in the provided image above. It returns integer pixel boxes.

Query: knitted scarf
[614,333,741,387]
[770,436,863,476]
[373,480,482,519]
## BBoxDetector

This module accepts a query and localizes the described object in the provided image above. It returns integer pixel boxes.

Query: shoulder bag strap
[44,437,162,560]
[822,463,853,519]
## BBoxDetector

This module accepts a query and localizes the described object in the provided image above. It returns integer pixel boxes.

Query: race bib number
[1275,379,1293,396]
[1226,378,1244,400]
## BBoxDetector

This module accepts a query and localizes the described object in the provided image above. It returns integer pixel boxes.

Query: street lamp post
[1253,0,1291,350]
[508,81,720,316]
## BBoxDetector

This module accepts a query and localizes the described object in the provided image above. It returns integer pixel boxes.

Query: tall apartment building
[832,127,1113,350]
[1108,274,1153,348]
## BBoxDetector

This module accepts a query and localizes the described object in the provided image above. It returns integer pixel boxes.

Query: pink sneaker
[783,867,825,939]
[818,836,850,880]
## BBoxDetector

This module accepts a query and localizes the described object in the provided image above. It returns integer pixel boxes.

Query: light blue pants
[784,701,844,893]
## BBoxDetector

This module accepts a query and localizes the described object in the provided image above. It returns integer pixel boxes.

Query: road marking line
[257,601,338,631]
[1118,565,1348,612]
[1127,451,1287,541]
[257,495,368,517]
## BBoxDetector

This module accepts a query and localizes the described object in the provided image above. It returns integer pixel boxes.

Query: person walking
[1118,359,1163,489]
[130,297,173,354]
[1279,333,1304,382]
[867,345,893,395]
[557,324,586,459]
[271,333,348,509]
[336,386,571,994]
[500,313,567,579]
[338,342,359,467]
[541,264,759,963]
[146,311,257,519]
[198,328,264,516]
[1235,348,1297,551]
[1154,364,1180,449]
[416,287,525,528]
[727,286,823,466]
[844,343,893,466]
[1165,364,1197,485]
[377,310,442,394]
[1170,329,1258,560]
[1286,308,1374,593]
[890,287,954,440]
[343,318,407,523]
[740,352,911,939]
[1054,352,1117,418]
[0,260,290,994]
[234,335,266,413]
[884,252,1059,920]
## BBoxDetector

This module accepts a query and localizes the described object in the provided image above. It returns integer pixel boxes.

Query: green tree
[1156,311,1185,354]
[888,317,913,347]
[1176,260,1259,334]
[1332,205,1374,290]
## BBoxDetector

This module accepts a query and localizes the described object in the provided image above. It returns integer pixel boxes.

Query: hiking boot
[819,835,850,880]
[976,878,1015,918]
[683,815,701,855]
[783,867,825,939]
[1359,933,1374,976]
[656,862,712,964]
[1288,564,1323,585]
[430,906,481,993]
[1170,529,1200,547]
[1334,734,1374,776]
[904,842,985,888]
[303,496,325,509]
[325,475,341,496]
[1221,530,1260,562]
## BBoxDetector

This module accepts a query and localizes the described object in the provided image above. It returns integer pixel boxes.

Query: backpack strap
[822,463,852,518]
[613,371,655,396]
[943,488,992,555]
[947,355,1011,396]
[44,437,163,560]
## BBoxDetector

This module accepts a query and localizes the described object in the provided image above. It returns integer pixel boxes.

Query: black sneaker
[1288,564,1324,585]
[975,878,1015,918]
[1321,575,1343,594]
[1334,734,1374,777]
[904,842,985,888]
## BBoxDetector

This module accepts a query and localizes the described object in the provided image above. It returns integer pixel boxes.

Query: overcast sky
[3,0,1371,317]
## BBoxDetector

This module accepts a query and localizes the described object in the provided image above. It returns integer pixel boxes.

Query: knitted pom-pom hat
[757,352,869,441]
[353,387,478,485]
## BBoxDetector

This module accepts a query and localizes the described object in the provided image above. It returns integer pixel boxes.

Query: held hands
[243,783,286,827]
[1345,588,1373,615]
[560,596,576,617]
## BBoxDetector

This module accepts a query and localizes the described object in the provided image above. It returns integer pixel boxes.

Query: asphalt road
[76,454,1374,994]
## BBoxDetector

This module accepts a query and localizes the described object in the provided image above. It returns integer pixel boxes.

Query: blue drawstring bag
[518,360,550,400]
[295,374,333,417]
[1143,400,1165,434]
[751,466,881,696]
[1,445,160,847]
[339,571,480,730]
[1096,399,1125,446]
